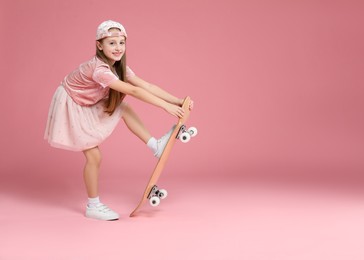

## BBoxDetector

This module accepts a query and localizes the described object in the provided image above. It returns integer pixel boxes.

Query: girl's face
[97,28,126,64]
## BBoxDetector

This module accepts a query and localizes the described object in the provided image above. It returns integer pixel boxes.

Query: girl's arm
[109,80,185,118]
[127,76,184,106]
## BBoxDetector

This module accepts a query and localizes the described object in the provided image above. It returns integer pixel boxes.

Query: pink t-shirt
[62,56,135,106]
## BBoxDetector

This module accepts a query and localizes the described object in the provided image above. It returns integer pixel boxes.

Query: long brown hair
[96,43,127,115]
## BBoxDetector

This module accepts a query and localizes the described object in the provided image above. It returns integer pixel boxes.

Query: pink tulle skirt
[44,86,125,151]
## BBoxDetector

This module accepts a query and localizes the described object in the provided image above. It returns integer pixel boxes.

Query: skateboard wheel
[180,132,191,143]
[158,189,168,199]
[150,196,160,207]
[188,127,198,137]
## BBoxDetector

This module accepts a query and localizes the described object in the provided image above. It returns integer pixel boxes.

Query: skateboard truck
[176,125,198,143]
[176,125,186,139]
[147,185,168,207]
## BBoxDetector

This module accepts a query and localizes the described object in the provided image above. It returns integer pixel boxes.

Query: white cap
[96,20,127,40]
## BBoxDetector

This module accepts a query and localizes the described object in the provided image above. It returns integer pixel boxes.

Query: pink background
[1,0,364,259]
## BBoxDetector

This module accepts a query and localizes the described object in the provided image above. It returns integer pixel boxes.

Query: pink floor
[1,165,364,259]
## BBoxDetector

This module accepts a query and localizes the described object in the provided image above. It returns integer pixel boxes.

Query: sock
[88,196,101,208]
[147,137,158,155]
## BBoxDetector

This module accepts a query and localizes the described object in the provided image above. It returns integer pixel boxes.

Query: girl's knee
[83,147,102,166]
[122,103,132,116]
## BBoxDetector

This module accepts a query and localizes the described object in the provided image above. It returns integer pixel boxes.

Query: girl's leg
[83,146,102,198]
[83,146,119,221]
[122,103,152,143]
[121,103,175,158]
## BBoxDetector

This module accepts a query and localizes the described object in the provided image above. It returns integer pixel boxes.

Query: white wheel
[180,132,191,143]
[149,196,160,207]
[158,189,168,199]
[188,127,198,137]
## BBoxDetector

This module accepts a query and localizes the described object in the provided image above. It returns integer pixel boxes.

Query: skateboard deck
[129,96,196,217]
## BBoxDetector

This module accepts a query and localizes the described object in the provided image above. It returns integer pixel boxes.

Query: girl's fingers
[178,108,184,118]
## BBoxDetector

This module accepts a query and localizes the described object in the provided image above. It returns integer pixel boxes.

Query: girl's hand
[164,103,185,118]
[189,100,194,110]
[177,98,194,110]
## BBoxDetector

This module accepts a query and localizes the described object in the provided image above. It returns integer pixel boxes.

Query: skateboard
[129,96,197,217]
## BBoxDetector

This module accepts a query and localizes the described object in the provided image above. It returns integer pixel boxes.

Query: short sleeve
[92,65,119,88]
[126,66,136,79]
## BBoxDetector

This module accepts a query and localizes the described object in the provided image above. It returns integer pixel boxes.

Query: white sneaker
[155,125,176,158]
[85,203,119,221]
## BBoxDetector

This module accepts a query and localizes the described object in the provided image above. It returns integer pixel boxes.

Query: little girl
[44,20,193,221]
